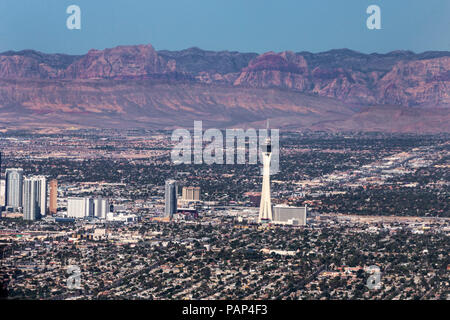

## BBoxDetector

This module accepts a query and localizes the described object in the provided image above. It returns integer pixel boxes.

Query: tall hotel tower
[165,180,177,219]
[49,179,58,215]
[5,168,24,210]
[23,176,46,221]
[259,122,273,222]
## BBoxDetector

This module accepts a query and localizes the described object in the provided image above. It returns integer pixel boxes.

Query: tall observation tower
[259,120,273,222]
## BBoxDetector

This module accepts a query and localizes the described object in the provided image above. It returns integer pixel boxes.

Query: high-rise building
[273,205,307,226]
[182,186,201,201]
[93,197,109,219]
[259,122,273,222]
[22,176,47,221]
[0,179,5,207]
[23,177,40,221]
[165,180,177,218]
[49,179,58,215]
[67,197,94,218]
[23,178,37,220]
[5,168,23,210]
[34,176,47,217]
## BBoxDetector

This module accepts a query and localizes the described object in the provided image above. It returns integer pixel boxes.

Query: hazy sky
[0,0,449,54]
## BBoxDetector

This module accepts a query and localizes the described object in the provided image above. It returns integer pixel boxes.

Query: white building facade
[273,205,307,226]
[94,197,110,219]
[5,168,24,209]
[23,176,47,221]
[67,197,94,218]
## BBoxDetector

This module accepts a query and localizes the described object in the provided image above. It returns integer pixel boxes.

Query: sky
[0,0,449,55]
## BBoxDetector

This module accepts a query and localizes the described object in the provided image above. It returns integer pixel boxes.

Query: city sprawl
[0,129,449,300]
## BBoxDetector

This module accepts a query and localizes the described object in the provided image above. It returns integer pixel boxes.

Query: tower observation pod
[259,120,273,222]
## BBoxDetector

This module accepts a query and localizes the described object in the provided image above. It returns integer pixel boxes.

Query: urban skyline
[0,129,448,302]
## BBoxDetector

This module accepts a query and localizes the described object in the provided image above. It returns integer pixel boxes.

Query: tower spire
[259,119,273,222]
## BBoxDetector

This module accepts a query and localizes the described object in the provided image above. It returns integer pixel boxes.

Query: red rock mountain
[0,44,448,132]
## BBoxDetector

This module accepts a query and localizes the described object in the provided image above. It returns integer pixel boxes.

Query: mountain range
[0,44,448,132]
